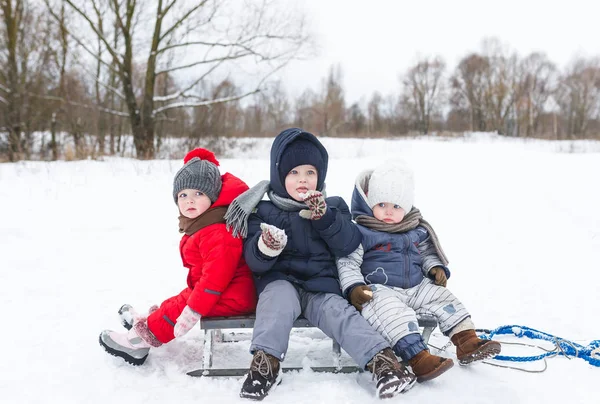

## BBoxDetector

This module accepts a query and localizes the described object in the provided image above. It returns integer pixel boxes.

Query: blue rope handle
[479,325,600,367]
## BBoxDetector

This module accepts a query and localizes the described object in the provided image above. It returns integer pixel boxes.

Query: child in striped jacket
[337,161,501,383]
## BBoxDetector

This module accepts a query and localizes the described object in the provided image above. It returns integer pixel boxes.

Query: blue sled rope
[478,325,600,367]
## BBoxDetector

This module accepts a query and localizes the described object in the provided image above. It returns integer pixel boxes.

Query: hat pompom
[183,148,220,166]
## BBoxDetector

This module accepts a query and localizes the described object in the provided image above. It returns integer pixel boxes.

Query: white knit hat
[367,162,415,213]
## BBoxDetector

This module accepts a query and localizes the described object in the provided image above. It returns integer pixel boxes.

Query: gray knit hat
[173,148,222,203]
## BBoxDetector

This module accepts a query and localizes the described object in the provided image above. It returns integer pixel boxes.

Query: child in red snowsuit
[99,149,257,365]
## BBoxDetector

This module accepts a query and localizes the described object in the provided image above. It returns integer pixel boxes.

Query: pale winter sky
[277,0,600,103]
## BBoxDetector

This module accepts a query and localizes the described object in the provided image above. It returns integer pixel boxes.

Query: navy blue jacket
[348,176,450,290]
[357,224,432,289]
[243,129,362,295]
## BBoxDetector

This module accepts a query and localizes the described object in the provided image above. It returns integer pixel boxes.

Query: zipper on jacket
[403,233,410,288]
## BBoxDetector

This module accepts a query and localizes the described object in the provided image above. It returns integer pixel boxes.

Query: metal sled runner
[187,314,438,377]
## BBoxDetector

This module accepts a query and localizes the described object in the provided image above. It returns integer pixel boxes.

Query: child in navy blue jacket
[337,162,501,383]
[225,128,416,400]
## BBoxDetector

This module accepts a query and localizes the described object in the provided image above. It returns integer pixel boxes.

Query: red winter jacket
[179,172,257,316]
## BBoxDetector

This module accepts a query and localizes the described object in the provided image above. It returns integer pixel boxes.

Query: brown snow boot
[451,329,501,365]
[408,350,454,382]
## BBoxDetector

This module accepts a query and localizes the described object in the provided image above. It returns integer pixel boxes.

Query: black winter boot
[367,348,417,399]
[240,350,282,400]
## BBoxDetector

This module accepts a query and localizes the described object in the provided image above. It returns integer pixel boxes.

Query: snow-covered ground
[1,133,598,403]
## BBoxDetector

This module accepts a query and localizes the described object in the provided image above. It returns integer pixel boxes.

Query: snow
[1,133,598,403]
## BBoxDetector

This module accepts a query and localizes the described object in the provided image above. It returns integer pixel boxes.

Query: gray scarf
[224,180,307,238]
[355,207,449,267]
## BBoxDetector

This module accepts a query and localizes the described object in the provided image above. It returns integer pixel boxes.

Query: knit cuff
[134,320,163,348]
[447,317,475,339]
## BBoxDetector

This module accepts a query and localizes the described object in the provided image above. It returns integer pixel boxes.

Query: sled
[187,314,437,377]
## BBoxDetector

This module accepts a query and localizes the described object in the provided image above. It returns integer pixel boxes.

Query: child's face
[284,164,318,202]
[372,202,406,224]
[177,189,212,219]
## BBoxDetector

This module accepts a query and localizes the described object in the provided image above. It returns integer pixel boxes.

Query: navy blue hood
[270,128,329,198]
[350,169,376,219]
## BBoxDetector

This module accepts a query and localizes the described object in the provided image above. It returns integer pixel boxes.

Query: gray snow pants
[251,280,390,368]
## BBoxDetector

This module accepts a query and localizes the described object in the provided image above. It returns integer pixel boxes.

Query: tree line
[1,1,599,162]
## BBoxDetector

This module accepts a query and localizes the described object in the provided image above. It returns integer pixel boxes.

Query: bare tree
[480,39,521,135]
[347,102,366,135]
[244,80,290,135]
[401,56,446,134]
[47,0,70,160]
[242,102,263,136]
[555,57,600,139]
[1,0,57,161]
[1,0,26,161]
[262,80,291,133]
[320,64,345,136]
[451,53,490,132]
[292,66,346,136]
[47,0,309,159]
[517,52,557,137]
[190,79,243,146]
[383,94,408,135]
[293,88,318,131]
[367,92,383,134]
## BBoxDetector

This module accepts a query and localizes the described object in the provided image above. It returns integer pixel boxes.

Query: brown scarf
[355,207,449,266]
[178,206,228,235]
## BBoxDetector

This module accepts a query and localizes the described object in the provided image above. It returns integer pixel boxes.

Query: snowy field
[1,133,598,403]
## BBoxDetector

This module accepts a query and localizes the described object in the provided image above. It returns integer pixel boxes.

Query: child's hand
[299,190,327,220]
[349,285,374,311]
[258,223,288,257]
[430,267,447,287]
[174,305,201,338]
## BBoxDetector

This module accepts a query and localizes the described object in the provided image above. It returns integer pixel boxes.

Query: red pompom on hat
[173,148,222,203]
[183,148,220,166]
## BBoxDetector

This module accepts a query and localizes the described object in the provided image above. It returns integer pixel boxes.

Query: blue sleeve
[243,211,279,274]
[311,197,362,257]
